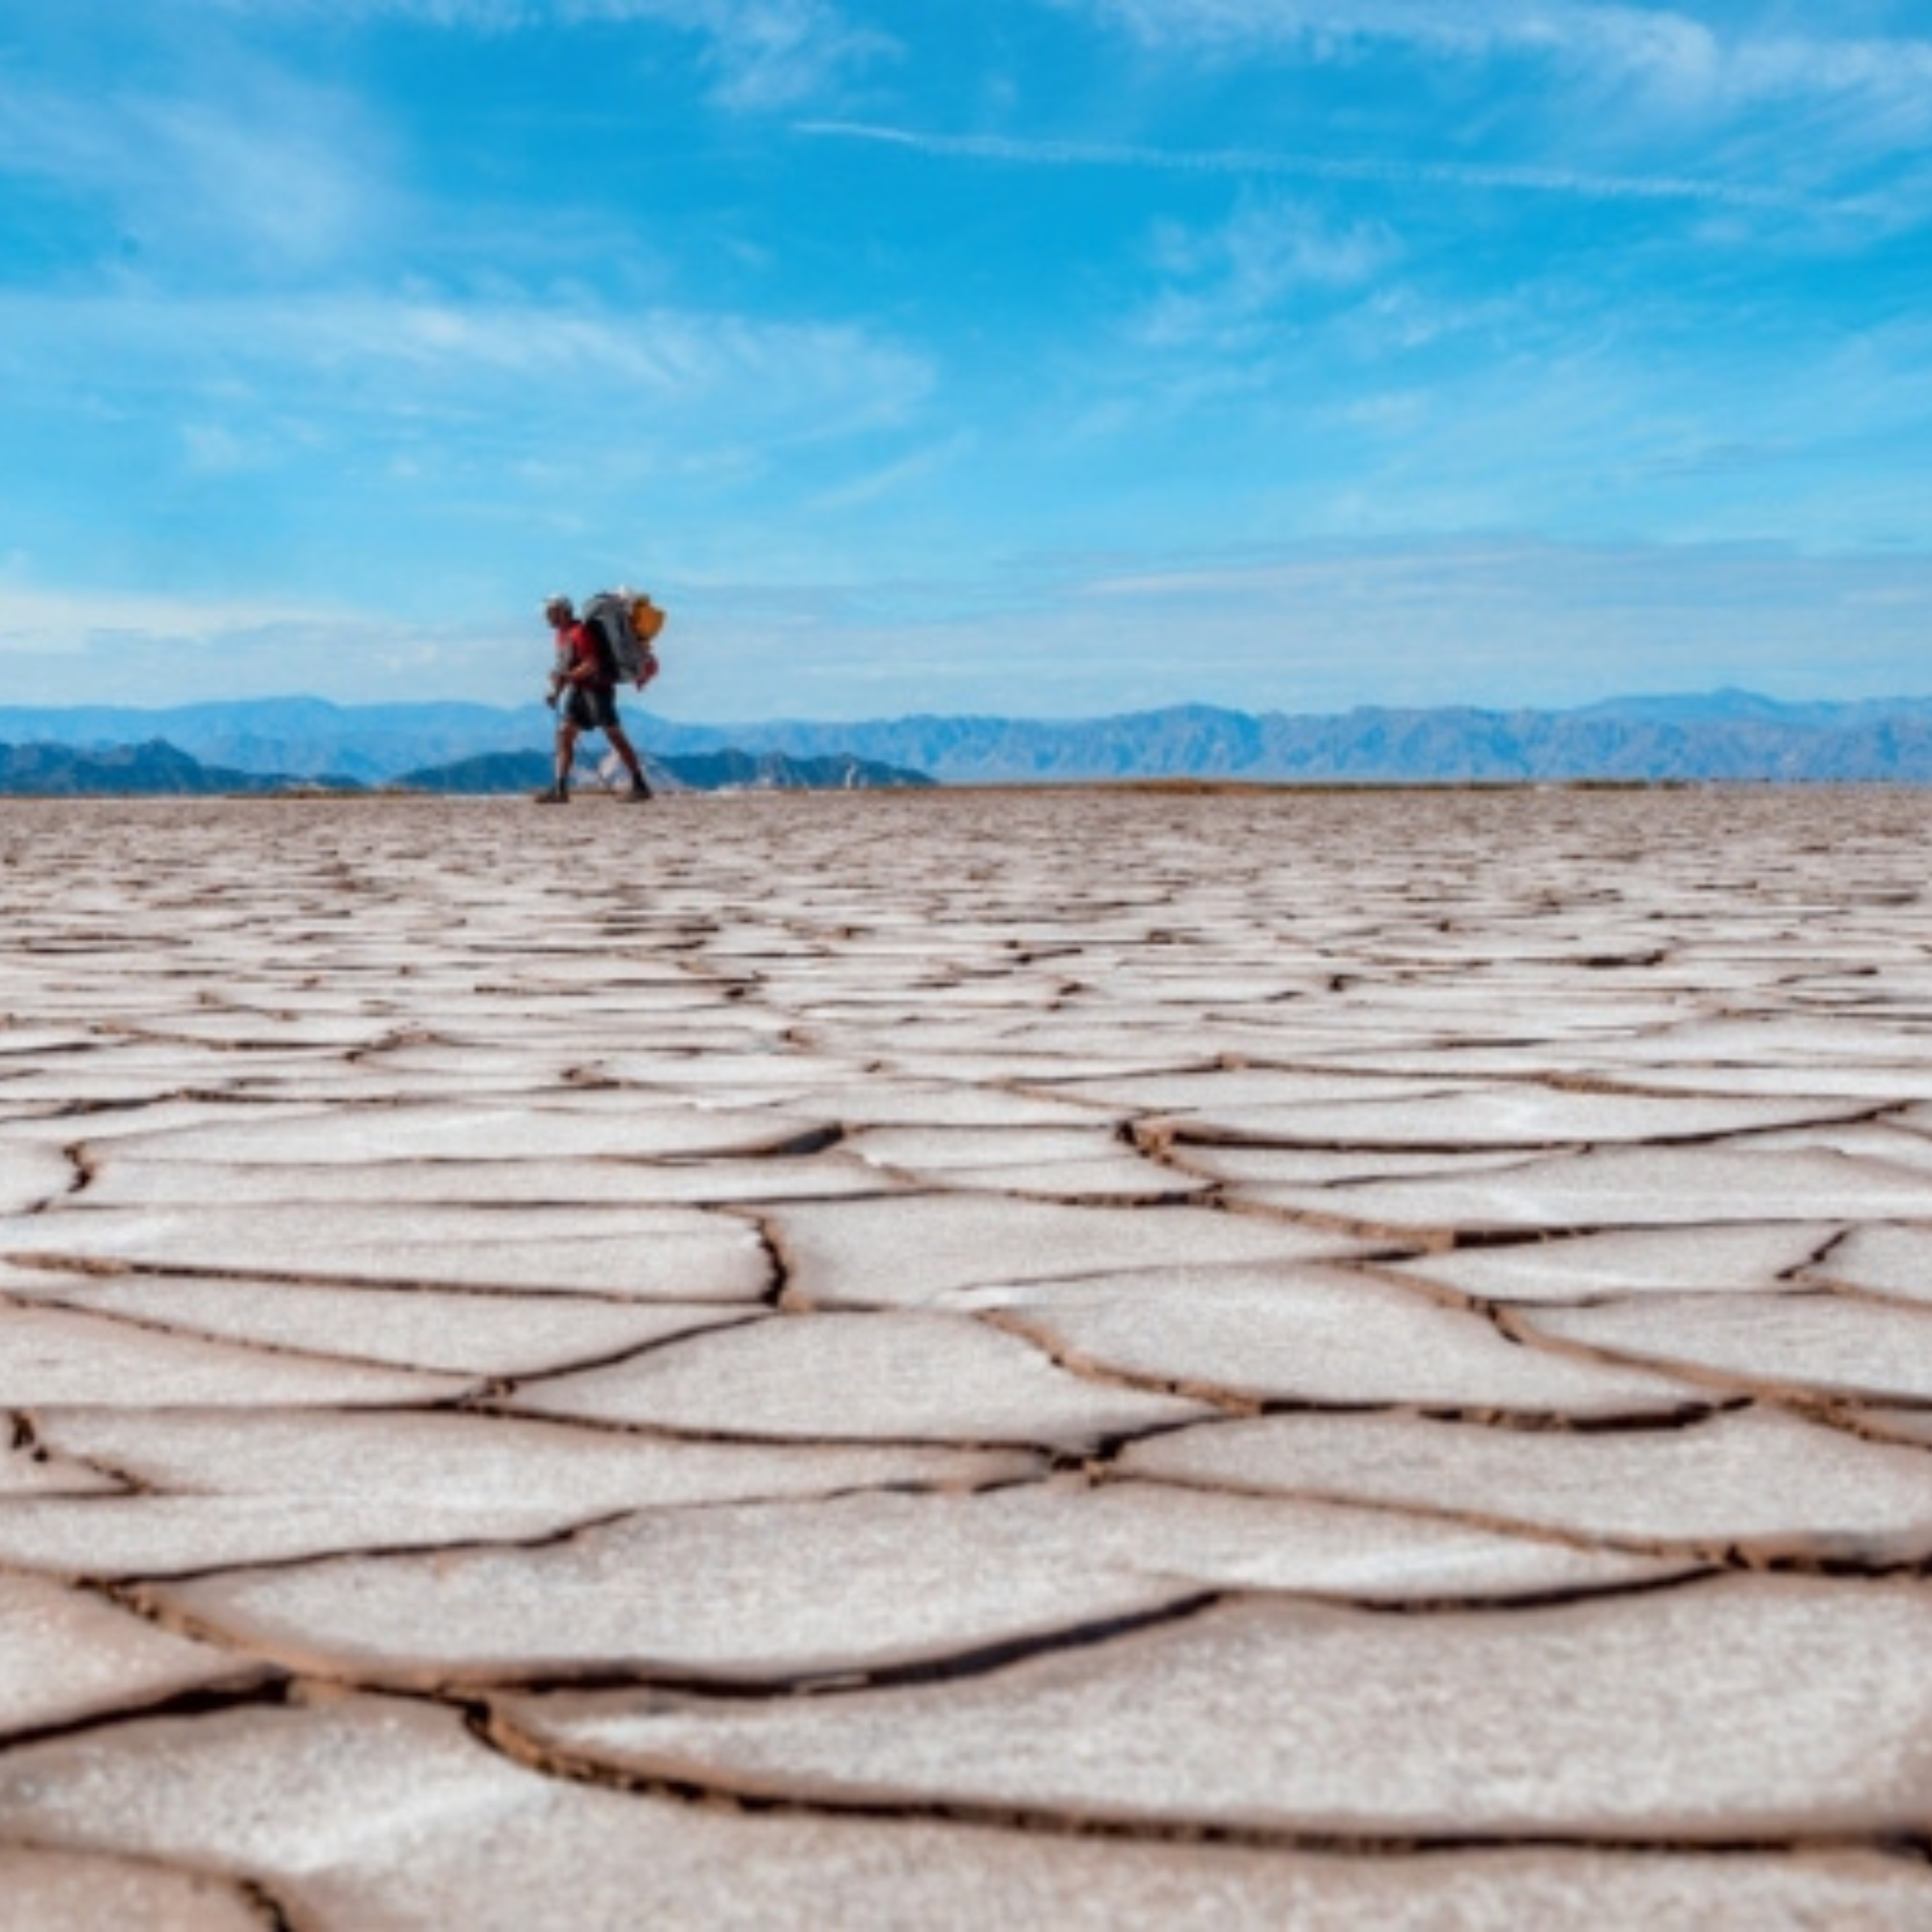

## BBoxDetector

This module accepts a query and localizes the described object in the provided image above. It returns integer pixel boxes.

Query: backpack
[582,589,666,687]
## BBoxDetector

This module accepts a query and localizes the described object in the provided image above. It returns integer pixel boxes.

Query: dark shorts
[562,683,620,732]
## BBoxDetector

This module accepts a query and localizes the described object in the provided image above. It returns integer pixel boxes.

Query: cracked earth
[1,788,1930,1928]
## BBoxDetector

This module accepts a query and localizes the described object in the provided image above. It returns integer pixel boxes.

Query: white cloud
[4,286,931,444]
[0,580,333,663]
[1060,0,1727,76]
[1065,0,1932,99]
[0,577,547,708]
[667,0,896,110]
[796,122,1817,213]
[0,277,937,639]
[1057,3,1932,179]
[1134,198,1401,351]
[0,69,387,274]
[804,432,977,514]
[180,423,265,476]
[204,0,893,107]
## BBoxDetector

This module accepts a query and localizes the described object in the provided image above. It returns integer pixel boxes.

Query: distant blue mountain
[394,748,933,793]
[0,698,552,784]
[0,738,346,795]
[8,691,1932,784]
[0,737,931,796]
[643,696,1932,782]
[1563,688,1932,728]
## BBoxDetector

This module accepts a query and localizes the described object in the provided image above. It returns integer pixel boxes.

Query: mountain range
[393,749,931,793]
[6,690,1932,785]
[0,739,931,797]
[0,740,298,797]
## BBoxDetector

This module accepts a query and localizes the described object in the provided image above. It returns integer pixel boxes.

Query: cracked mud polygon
[1,789,1930,1928]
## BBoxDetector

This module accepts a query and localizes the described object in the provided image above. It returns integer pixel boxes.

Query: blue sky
[2,0,1928,718]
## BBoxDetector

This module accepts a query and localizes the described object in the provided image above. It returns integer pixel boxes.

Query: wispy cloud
[804,432,976,514]
[0,69,388,273]
[1063,0,1932,106]
[1134,198,1400,351]
[206,0,893,107]
[4,285,929,426]
[1053,2,1932,193]
[0,275,936,626]
[0,576,334,662]
[0,600,532,707]
[796,120,1818,213]
[1065,0,1698,68]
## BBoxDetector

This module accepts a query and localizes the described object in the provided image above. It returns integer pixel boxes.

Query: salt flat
[1,788,1930,1927]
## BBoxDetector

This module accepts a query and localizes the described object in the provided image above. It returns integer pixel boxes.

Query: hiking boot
[532,784,570,804]
[626,778,654,802]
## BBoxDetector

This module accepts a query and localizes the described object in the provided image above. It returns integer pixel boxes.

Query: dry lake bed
[1,787,1931,1928]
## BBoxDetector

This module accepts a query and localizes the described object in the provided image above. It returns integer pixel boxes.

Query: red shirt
[554,619,611,691]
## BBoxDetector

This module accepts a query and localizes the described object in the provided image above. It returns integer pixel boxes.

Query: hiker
[536,593,652,804]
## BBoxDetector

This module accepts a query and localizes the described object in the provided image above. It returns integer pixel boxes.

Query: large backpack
[582,589,666,687]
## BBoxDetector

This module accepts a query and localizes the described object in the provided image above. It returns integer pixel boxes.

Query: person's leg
[605,724,652,797]
[536,716,579,800]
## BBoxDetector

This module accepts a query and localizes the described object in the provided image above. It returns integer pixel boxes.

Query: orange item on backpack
[630,596,667,644]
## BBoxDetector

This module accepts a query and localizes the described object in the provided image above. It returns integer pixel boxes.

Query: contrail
[795,120,1816,213]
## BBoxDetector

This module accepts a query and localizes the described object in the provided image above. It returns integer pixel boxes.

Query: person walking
[535,593,653,804]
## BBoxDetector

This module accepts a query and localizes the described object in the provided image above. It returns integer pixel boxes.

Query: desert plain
[0,786,1930,1928]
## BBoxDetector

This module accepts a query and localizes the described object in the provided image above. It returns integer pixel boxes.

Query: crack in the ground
[236,1871,301,1932]
[29,1459,1056,1596]
[3,1409,149,1495]
[85,1505,660,1595]
[0,1837,301,1932]
[471,1311,774,1402]
[1138,1104,1890,1160]
[0,1673,294,1761]
[1096,1465,1932,1579]
[717,1204,798,1315]
[454,1395,1112,1458]
[467,1690,1932,1864]
[0,1248,769,1314]
[972,1308,1259,1416]
[0,1287,503,1385]
[1488,1298,1926,1413]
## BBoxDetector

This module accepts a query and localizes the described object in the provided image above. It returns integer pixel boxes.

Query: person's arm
[567,626,602,686]
[549,627,596,691]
